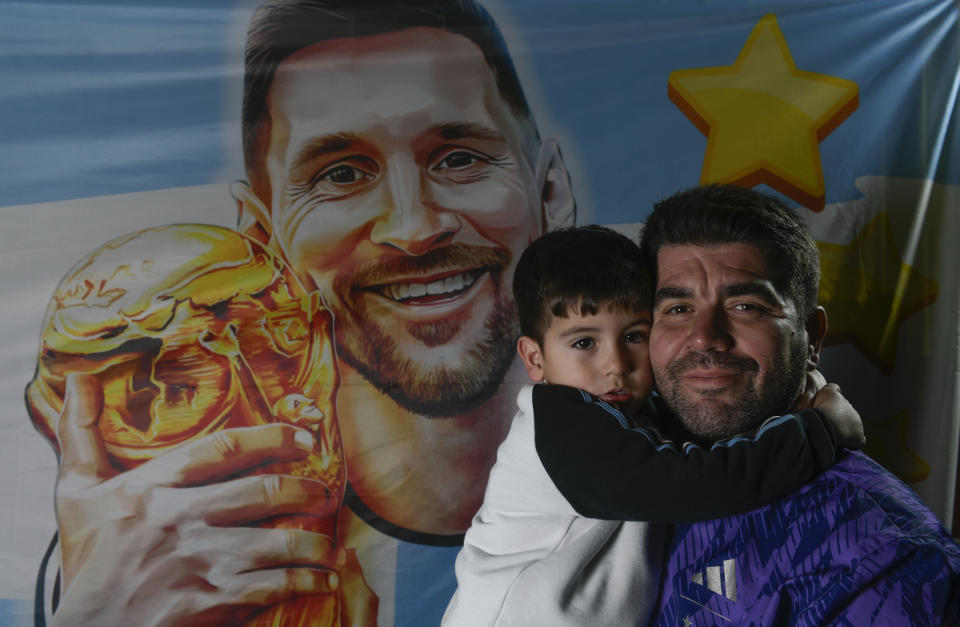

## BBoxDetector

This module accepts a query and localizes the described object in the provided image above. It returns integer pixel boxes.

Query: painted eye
[319,164,373,185]
[305,157,380,195]
[437,151,482,169]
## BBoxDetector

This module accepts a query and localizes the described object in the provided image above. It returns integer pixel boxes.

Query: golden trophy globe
[26,223,346,626]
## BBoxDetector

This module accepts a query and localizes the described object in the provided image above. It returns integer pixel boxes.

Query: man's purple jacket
[652,450,960,625]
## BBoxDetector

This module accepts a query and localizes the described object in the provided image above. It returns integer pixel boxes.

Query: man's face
[252,28,567,416]
[650,242,810,441]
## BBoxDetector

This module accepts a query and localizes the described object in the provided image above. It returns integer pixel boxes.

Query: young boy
[443,225,863,626]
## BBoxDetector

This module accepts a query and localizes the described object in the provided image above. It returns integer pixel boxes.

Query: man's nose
[370,155,461,256]
[688,307,733,351]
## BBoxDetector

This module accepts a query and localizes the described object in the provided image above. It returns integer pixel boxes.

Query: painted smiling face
[253,28,550,416]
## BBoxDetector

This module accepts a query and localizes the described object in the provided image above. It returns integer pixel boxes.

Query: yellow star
[864,410,931,484]
[817,212,939,374]
[668,14,858,211]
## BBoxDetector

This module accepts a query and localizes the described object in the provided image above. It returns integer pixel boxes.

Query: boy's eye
[625,331,648,343]
[572,338,595,350]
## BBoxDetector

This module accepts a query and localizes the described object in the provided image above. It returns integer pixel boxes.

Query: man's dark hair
[513,225,653,344]
[639,184,820,319]
[243,0,539,195]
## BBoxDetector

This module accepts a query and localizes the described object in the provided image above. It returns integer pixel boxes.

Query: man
[642,184,960,624]
[40,0,574,624]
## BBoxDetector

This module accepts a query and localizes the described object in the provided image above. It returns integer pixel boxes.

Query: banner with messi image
[0,0,957,624]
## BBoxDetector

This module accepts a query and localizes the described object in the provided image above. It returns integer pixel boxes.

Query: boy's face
[517,304,654,416]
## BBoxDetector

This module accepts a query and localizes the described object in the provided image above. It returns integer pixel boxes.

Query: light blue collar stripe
[577,389,675,452]
[688,414,795,452]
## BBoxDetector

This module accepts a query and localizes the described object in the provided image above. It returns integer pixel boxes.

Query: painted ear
[230,180,272,245]
[516,336,546,383]
[805,306,828,369]
[535,139,576,231]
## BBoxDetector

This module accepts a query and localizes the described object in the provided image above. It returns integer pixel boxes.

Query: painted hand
[51,374,344,627]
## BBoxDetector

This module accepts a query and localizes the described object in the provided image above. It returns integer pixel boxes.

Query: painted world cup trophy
[25,223,352,626]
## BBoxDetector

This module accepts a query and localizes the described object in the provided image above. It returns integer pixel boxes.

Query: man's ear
[517,336,546,383]
[804,306,828,370]
[230,180,272,246]
[534,139,576,232]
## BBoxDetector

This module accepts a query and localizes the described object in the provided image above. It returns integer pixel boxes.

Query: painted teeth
[381,272,477,302]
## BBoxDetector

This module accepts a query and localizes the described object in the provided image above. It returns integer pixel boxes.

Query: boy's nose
[604,344,631,376]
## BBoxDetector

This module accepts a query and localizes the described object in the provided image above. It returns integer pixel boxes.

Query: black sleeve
[532,384,837,522]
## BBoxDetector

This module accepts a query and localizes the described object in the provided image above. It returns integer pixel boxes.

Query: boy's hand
[813,383,866,450]
[793,369,827,411]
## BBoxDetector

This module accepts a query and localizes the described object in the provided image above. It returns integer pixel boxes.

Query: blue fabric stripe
[676,414,798,454]
[577,388,676,452]
[580,387,803,457]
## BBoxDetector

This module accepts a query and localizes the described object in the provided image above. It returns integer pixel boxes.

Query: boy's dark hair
[243,0,539,195]
[513,225,653,344]
[639,184,820,319]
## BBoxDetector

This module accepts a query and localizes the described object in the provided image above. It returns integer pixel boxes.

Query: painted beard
[331,245,519,418]
[656,340,807,442]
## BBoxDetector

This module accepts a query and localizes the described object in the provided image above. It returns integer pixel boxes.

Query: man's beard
[655,341,806,442]
[331,245,519,418]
